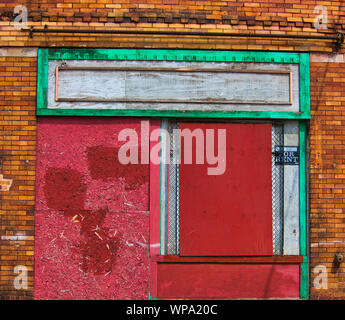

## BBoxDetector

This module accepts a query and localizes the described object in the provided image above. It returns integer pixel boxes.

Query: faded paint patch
[87,145,149,190]
[311,241,345,247]
[44,168,118,276]
[1,233,27,241]
[44,168,86,215]
[0,174,13,191]
[310,53,344,63]
[0,47,37,57]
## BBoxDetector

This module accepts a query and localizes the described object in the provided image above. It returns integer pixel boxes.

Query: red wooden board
[179,123,272,256]
[157,263,300,299]
[35,117,151,299]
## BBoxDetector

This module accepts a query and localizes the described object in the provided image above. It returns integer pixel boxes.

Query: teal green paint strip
[298,53,309,300]
[298,55,309,299]
[299,53,311,115]
[37,49,49,112]
[47,48,301,63]
[148,293,158,300]
[299,121,308,299]
[38,48,311,119]
[37,108,310,119]
[299,121,307,256]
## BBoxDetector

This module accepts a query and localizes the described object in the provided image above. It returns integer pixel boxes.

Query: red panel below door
[157,263,300,299]
[179,123,272,256]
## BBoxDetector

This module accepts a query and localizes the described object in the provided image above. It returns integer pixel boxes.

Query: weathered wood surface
[48,60,300,112]
[57,68,291,104]
[283,121,300,255]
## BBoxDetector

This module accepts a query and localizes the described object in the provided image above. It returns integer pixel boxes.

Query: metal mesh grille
[167,122,180,255]
[272,124,284,255]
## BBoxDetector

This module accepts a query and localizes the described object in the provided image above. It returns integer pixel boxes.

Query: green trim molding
[37,48,311,119]
[299,121,308,299]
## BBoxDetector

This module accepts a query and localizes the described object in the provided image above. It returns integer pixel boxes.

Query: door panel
[179,123,273,256]
[157,263,300,299]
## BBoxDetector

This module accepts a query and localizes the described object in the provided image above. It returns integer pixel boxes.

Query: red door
[179,123,273,256]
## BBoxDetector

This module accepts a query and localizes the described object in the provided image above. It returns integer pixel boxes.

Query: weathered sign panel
[48,60,300,113]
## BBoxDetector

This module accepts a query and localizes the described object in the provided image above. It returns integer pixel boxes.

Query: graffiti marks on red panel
[87,145,149,190]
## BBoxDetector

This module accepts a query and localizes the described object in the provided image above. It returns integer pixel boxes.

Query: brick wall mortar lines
[0,0,343,31]
[0,20,338,53]
[0,57,36,300]
[310,61,345,299]
[0,0,344,53]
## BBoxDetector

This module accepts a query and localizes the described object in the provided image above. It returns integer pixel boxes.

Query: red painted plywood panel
[157,263,300,299]
[179,123,272,256]
[35,117,151,300]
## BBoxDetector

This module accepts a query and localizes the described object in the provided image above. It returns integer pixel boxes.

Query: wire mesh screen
[272,124,284,255]
[167,122,180,255]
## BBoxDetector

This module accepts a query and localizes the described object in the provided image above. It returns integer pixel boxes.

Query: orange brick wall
[0,57,36,300]
[0,0,345,300]
[0,0,344,29]
[310,60,345,299]
[0,0,343,52]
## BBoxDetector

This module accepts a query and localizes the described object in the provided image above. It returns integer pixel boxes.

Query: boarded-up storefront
[34,49,309,299]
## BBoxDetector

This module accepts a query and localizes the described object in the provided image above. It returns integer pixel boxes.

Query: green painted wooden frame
[37,48,310,119]
[299,121,308,299]
[37,48,309,300]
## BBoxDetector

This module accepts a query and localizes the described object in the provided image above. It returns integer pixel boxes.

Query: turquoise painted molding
[299,121,308,299]
[37,48,311,119]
